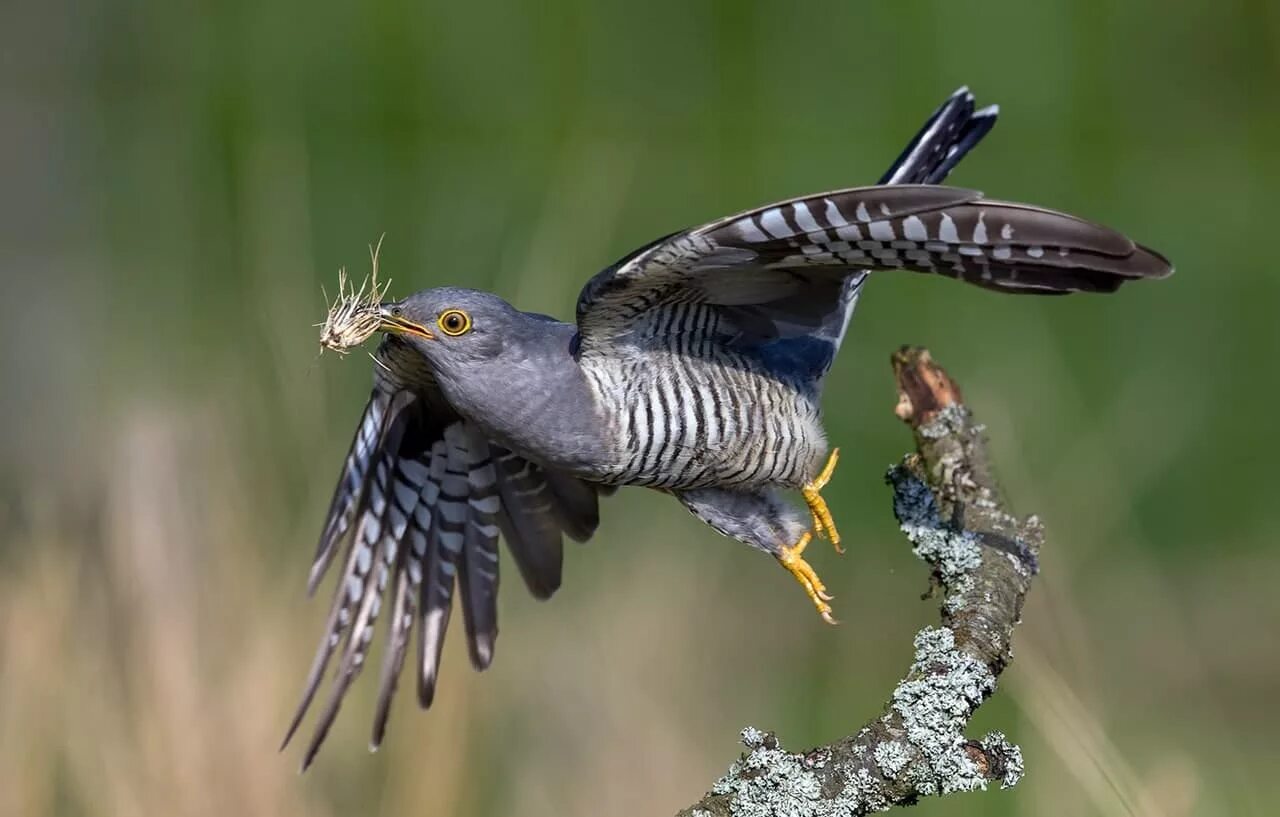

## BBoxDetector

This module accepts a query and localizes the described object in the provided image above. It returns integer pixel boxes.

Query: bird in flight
[283,88,1171,768]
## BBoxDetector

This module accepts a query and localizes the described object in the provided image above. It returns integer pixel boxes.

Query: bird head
[376,287,514,368]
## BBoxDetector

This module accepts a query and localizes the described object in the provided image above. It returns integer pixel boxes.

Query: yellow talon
[803,448,843,554]
[777,532,839,624]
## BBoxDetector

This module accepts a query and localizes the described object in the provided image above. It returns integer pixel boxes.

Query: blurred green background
[2,1,1276,815]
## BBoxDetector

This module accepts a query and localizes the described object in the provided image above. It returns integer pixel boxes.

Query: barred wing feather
[574,184,1171,359]
[283,340,606,769]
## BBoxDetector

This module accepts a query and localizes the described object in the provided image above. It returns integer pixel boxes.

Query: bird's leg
[802,448,843,554]
[777,532,838,624]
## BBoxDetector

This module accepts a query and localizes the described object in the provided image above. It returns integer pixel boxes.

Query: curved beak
[377,304,435,341]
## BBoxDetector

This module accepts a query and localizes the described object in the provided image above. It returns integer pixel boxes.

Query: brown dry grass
[317,238,390,356]
[1,356,1275,816]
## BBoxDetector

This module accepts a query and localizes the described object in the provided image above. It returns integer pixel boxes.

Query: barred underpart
[574,184,1168,490]
[582,342,827,490]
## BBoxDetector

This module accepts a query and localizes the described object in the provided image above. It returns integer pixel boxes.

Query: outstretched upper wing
[282,336,606,769]
[574,88,1169,366]
[575,186,1171,361]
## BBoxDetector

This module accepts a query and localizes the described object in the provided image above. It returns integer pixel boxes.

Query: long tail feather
[879,87,998,186]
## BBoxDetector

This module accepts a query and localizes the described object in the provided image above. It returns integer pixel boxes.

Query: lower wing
[282,369,605,769]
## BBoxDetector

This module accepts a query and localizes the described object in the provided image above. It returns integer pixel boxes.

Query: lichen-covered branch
[677,347,1042,817]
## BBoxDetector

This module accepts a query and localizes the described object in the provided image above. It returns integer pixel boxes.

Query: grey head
[373,284,586,407]
[375,287,590,453]
[377,286,530,370]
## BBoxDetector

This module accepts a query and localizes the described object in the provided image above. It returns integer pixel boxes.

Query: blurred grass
[1,0,1277,815]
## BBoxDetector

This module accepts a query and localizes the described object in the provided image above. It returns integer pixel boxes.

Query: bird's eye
[390,306,403,318]
[438,308,472,337]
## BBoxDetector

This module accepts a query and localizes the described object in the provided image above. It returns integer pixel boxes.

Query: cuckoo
[283,88,1171,767]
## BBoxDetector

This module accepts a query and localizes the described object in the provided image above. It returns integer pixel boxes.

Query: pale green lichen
[740,727,769,749]
[702,450,1029,815]
[711,730,825,816]
[850,731,869,757]
[851,768,890,813]
[978,731,1024,789]
[891,627,999,795]
[872,741,911,780]
[889,469,982,610]
[712,730,892,816]
[916,404,970,439]
[706,626,1022,815]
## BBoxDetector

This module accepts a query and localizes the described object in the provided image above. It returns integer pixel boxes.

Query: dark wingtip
[1134,243,1175,279]
[306,561,328,597]
[298,723,328,772]
[525,571,561,601]
[280,702,307,752]
[299,687,347,773]
[369,719,390,752]
[417,676,437,709]
[307,525,342,596]
[278,637,337,753]
[369,717,389,752]
[468,634,496,672]
[371,607,411,751]
[279,720,302,754]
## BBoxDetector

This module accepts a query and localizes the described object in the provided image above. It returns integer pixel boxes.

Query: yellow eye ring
[437,308,472,337]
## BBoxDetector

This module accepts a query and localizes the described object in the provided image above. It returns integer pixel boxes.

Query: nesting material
[318,239,390,355]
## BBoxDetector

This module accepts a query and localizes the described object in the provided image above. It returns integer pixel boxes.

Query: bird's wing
[574,184,1171,365]
[574,88,1169,370]
[283,337,604,769]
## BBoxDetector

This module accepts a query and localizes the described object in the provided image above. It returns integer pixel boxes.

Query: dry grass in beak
[317,237,390,355]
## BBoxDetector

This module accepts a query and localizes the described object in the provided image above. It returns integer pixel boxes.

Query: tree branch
[677,347,1042,817]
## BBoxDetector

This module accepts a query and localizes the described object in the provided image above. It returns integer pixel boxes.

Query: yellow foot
[802,448,843,554]
[777,532,838,624]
